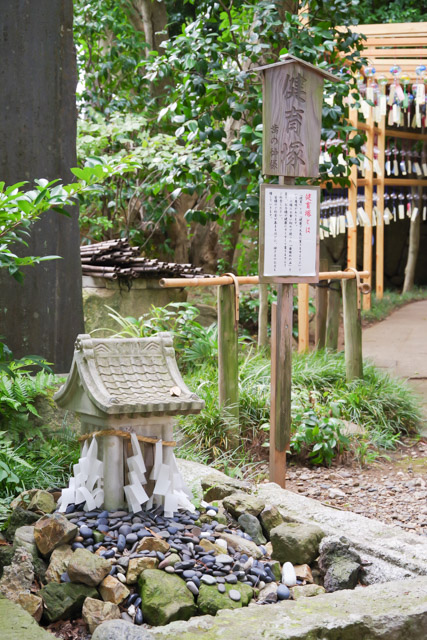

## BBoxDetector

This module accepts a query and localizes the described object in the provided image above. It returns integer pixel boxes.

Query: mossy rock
[197,582,253,616]
[5,508,40,542]
[40,582,99,622]
[138,569,197,626]
[0,547,14,579]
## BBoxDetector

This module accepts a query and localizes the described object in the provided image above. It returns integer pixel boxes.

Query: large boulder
[45,544,74,583]
[92,619,155,640]
[270,522,325,564]
[28,490,56,514]
[67,548,111,587]
[0,547,34,601]
[197,583,253,616]
[0,595,54,639]
[223,492,265,519]
[82,596,121,634]
[201,473,252,502]
[318,536,362,592]
[138,569,197,626]
[13,526,38,559]
[34,513,77,556]
[40,582,99,622]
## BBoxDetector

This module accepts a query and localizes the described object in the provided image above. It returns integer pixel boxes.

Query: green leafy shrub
[290,411,350,466]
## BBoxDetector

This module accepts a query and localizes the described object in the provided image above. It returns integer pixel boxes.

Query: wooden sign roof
[253,54,338,83]
[54,333,204,417]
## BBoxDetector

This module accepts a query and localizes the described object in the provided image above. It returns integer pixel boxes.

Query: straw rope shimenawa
[78,429,176,447]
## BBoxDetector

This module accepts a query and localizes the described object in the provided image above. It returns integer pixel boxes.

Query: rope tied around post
[223,272,240,330]
[78,429,176,447]
[345,268,371,309]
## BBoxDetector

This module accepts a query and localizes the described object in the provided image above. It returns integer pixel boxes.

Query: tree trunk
[126,0,168,53]
[403,187,422,293]
[0,0,83,373]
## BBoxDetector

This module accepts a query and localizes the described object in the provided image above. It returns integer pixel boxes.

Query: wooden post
[315,258,328,349]
[363,110,375,310]
[325,265,341,351]
[342,277,363,380]
[347,107,359,270]
[217,284,239,448]
[258,283,269,348]
[298,283,309,353]
[376,113,386,299]
[270,286,293,487]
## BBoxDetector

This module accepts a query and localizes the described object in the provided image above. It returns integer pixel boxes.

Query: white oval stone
[281,562,297,587]
[216,539,228,549]
[206,509,217,517]
[127,605,136,617]
[117,572,127,584]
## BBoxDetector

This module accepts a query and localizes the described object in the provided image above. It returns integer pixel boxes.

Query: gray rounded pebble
[201,574,217,585]
[186,581,199,596]
[165,566,175,573]
[217,583,226,593]
[229,589,241,602]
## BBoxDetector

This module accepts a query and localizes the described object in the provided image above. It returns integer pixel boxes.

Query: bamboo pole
[342,278,363,380]
[325,265,341,351]
[160,271,370,289]
[217,284,239,447]
[297,283,309,353]
[315,258,328,349]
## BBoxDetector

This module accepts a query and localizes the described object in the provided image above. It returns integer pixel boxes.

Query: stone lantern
[54,333,204,513]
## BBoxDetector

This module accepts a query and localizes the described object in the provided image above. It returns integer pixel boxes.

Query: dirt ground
[283,436,427,536]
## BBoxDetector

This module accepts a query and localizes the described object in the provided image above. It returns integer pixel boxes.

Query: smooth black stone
[134,597,142,608]
[264,576,273,583]
[132,517,142,524]
[205,505,218,513]
[216,577,225,584]
[192,576,200,588]
[167,526,178,535]
[83,541,94,550]
[109,567,117,576]
[150,526,160,533]
[103,536,113,544]
[99,510,109,519]
[127,593,138,605]
[117,534,126,552]
[65,504,75,514]
[174,561,196,571]
[93,542,104,550]
[156,552,165,561]
[250,567,267,579]
[126,533,138,544]
[118,525,132,537]
[109,511,128,518]
[137,530,152,539]
[225,574,238,584]
[217,583,226,594]
[102,549,116,559]
[108,519,119,525]
[240,554,249,562]
[183,570,196,579]
[79,526,93,539]
[97,524,110,534]
[122,515,132,522]
[277,584,291,601]
[75,502,85,511]
[60,572,71,583]
[71,542,84,550]
[213,571,225,577]
[131,523,146,532]
[246,575,258,586]
[235,571,246,580]
[157,531,170,539]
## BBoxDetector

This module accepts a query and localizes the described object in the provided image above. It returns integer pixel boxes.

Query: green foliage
[355,0,424,23]
[290,410,350,466]
[100,303,219,369]
[0,157,138,282]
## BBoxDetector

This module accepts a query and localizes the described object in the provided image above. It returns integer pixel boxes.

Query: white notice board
[259,184,320,283]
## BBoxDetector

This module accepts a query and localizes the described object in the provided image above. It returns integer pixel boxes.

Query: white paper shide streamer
[58,433,194,516]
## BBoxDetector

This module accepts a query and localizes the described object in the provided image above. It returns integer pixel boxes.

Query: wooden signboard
[259,183,320,284]
[256,56,336,178]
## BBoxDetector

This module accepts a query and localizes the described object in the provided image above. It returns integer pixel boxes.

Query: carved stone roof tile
[54,333,204,416]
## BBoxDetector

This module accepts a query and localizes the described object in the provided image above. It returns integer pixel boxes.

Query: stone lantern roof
[54,333,204,417]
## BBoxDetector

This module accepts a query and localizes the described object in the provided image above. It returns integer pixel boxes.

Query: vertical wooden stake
[325,265,341,351]
[258,283,269,347]
[218,284,239,448]
[315,258,328,349]
[363,110,374,310]
[298,283,309,353]
[376,113,386,299]
[342,278,363,380]
[270,285,293,487]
